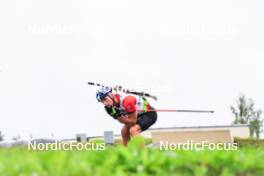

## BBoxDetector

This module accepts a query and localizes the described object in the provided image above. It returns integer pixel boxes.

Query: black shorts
[136,111,157,132]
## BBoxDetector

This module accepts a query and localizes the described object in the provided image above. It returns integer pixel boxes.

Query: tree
[0,131,4,141]
[249,110,263,138]
[12,135,21,141]
[231,95,263,138]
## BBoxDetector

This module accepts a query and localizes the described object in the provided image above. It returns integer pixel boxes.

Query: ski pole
[138,109,215,113]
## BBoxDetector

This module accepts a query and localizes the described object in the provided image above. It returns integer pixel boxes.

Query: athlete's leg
[129,124,142,137]
[121,125,131,146]
[136,111,157,132]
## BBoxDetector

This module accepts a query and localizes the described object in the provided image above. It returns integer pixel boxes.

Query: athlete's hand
[117,115,129,124]
[121,114,128,118]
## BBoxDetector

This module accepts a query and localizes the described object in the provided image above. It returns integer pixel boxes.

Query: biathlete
[96,87,157,146]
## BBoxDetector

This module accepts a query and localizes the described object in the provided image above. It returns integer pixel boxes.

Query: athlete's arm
[126,112,137,125]
[117,112,137,126]
[123,95,137,125]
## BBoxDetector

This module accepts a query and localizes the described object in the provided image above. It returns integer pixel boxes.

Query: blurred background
[0,0,263,140]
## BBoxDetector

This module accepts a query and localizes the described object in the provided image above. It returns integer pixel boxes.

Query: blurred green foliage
[0,137,264,176]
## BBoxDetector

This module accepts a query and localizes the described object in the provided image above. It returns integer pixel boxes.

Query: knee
[129,126,140,136]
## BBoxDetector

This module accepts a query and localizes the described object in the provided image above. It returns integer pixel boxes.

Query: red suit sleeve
[122,95,137,113]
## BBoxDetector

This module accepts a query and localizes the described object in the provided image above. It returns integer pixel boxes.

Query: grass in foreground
[0,137,264,176]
